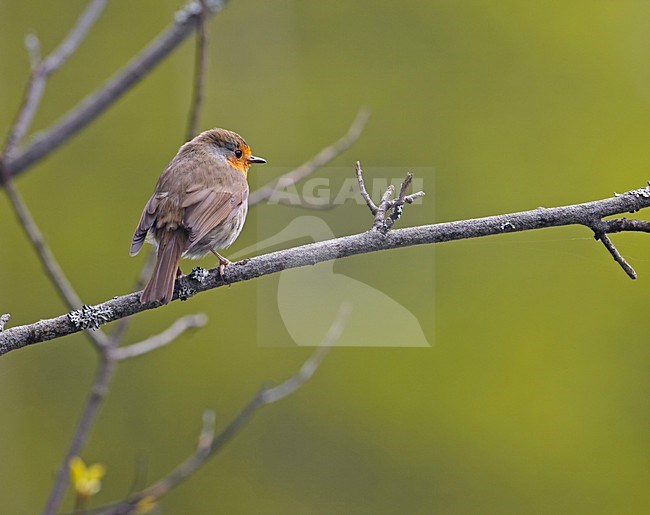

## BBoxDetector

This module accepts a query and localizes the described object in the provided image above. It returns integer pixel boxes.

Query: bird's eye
[234,149,243,159]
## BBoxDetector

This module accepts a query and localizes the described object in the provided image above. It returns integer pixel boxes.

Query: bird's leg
[176,267,183,277]
[210,250,231,279]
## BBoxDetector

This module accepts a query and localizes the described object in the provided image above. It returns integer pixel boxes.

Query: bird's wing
[130,194,159,256]
[182,187,245,250]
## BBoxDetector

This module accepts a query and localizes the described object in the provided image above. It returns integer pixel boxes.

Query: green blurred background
[2,0,650,512]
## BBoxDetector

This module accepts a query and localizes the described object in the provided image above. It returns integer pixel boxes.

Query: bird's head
[199,128,266,177]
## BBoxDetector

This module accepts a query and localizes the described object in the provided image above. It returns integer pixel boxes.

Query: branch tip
[367,170,425,233]
[594,231,637,280]
[0,314,10,332]
[24,34,41,69]
[197,409,216,452]
[355,160,378,214]
[249,109,369,206]
[4,0,226,179]
[113,313,208,361]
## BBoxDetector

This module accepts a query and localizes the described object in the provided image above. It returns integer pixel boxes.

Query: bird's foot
[211,250,231,281]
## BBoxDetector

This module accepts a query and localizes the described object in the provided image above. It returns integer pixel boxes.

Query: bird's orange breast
[226,156,250,178]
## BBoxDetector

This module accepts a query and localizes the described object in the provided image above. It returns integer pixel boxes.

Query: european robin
[130,128,266,304]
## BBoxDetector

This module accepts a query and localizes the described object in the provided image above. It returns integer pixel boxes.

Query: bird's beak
[248,155,266,164]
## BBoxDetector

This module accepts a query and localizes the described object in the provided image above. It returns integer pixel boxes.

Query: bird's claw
[216,255,231,281]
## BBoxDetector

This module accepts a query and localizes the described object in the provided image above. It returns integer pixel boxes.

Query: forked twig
[0,0,111,351]
[2,0,107,161]
[3,0,229,178]
[355,163,425,233]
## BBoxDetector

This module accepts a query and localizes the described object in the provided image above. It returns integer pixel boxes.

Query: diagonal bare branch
[42,311,209,515]
[95,304,351,514]
[4,181,650,356]
[112,314,208,361]
[248,109,370,206]
[0,0,111,351]
[3,0,229,178]
[41,0,108,75]
[1,181,83,310]
[2,0,107,161]
[42,355,116,515]
[593,231,637,279]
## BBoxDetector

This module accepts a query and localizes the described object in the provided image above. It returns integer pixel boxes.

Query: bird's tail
[141,231,187,305]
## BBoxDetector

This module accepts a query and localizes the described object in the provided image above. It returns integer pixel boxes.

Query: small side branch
[356,164,425,233]
[373,184,395,232]
[1,0,107,161]
[0,0,111,351]
[0,314,10,332]
[3,0,229,178]
[42,313,209,515]
[111,314,208,361]
[601,218,650,234]
[42,355,116,515]
[593,229,637,279]
[355,161,377,214]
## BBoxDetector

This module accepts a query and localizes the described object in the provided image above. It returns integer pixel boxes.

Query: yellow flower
[69,456,106,500]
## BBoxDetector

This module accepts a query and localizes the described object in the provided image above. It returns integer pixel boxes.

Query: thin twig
[41,0,107,75]
[601,218,650,234]
[384,172,422,231]
[3,0,229,178]
[43,311,209,514]
[273,196,338,210]
[0,314,9,332]
[43,355,116,515]
[96,304,351,514]
[5,182,650,355]
[249,109,370,206]
[372,184,395,231]
[260,303,350,403]
[594,232,637,279]
[404,191,426,204]
[365,170,425,233]
[187,0,209,140]
[112,314,208,361]
[197,410,216,454]
[2,0,107,160]
[0,0,109,352]
[355,161,377,214]
[24,34,41,70]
